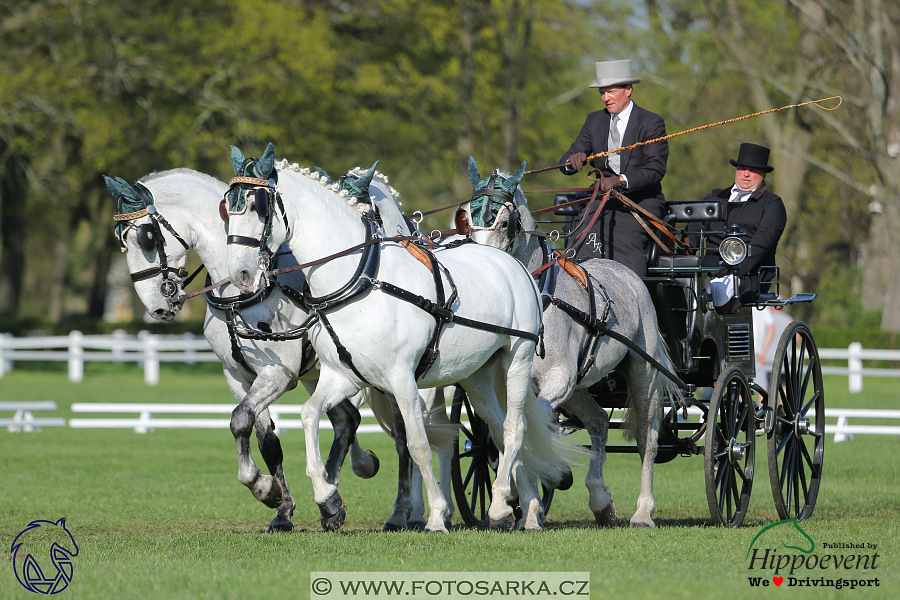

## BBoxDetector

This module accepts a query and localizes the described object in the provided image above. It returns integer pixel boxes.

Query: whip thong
[525,96,843,175]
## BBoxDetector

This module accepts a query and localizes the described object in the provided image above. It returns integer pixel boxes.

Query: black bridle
[114,182,192,299]
[224,176,291,275]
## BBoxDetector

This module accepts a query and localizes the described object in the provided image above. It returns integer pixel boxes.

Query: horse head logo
[747,517,815,559]
[11,518,79,594]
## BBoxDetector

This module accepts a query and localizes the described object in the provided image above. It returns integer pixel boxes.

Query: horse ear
[230,146,245,176]
[103,175,120,197]
[254,142,276,179]
[506,159,528,191]
[313,166,332,185]
[467,156,481,188]
[357,160,379,189]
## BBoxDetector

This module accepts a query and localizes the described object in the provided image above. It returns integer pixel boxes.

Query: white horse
[459,157,679,527]
[225,143,580,532]
[104,167,453,532]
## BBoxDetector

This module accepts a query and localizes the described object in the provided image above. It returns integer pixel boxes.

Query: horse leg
[300,372,361,531]
[383,400,415,532]
[563,390,616,526]
[322,399,361,485]
[624,355,659,528]
[252,407,296,532]
[301,382,380,482]
[433,386,457,528]
[391,382,449,533]
[347,391,380,479]
[230,371,294,510]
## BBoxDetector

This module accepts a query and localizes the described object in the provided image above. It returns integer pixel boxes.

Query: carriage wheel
[767,322,824,521]
[450,387,553,528]
[704,367,755,527]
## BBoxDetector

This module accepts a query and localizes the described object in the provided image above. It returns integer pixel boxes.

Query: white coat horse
[105,167,451,532]
[225,143,579,532]
[459,157,679,527]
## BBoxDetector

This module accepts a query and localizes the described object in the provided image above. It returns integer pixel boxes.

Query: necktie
[731,188,751,202]
[608,114,621,173]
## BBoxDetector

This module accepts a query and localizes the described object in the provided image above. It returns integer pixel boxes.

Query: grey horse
[460,157,679,527]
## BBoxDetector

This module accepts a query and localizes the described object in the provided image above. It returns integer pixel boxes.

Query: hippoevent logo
[11,518,79,594]
[745,518,880,590]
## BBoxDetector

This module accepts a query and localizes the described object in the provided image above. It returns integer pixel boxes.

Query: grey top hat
[588,59,641,88]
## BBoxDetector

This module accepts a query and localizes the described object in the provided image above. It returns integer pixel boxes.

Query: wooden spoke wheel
[767,322,824,521]
[704,367,756,527]
[449,387,553,528]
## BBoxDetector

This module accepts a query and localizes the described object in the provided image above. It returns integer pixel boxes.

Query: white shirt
[609,100,634,183]
[728,184,756,203]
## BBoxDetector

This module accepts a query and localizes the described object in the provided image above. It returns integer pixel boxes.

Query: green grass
[1,369,898,598]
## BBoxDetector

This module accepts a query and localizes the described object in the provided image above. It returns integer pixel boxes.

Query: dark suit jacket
[560,101,668,203]
[687,182,787,301]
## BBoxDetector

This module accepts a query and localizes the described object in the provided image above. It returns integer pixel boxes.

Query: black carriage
[451,197,824,528]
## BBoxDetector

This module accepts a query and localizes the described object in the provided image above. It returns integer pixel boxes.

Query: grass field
[1,366,898,599]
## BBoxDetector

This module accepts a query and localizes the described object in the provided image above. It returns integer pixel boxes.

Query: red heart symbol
[773,577,783,586]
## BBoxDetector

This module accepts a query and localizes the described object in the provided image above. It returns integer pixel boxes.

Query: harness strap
[551,296,686,389]
[401,240,434,273]
[316,308,369,384]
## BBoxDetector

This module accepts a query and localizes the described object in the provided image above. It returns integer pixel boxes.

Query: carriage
[450,194,825,528]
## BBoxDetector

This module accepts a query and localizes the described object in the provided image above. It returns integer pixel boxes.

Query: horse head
[225,143,288,294]
[105,174,190,320]
[458,156,532,256]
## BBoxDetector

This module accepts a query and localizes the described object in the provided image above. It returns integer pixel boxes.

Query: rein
[524,95,843,175]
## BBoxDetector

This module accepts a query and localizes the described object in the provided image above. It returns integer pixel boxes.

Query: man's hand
[567,152,587,172]
[600,175,623,193]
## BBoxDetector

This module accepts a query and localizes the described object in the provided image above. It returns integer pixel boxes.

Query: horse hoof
[267,515,294,533]
[556,469,574,491]
[594,502,616,527]
[407,519,427,532]
[319,491,347,532]
[629,516,655,528]
[321,506,348,532]
[253,475,284,509]
[382,522,405,533]
[424,527,447,534]
[489,514,516,532]
[366,450,380,478]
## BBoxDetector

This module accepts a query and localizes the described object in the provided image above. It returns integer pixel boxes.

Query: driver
[687,143,787,314]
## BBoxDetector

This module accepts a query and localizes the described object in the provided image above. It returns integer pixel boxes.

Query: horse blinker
[137,223,157,253]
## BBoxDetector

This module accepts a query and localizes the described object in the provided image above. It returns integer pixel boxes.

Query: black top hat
[729,143,774,173]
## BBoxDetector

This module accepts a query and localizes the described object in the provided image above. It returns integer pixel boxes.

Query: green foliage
[0,0,893,329]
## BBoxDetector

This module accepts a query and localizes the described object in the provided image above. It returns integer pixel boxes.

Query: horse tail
[621,328,672,442]
[653,330,679,420]
[518,386,590,486]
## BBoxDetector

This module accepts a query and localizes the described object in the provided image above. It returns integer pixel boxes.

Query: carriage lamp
[719,236,748,265]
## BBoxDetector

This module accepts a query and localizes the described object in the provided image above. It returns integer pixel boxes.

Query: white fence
[818,342,900,392]
[0,330,218,385]
[2,332,898,390]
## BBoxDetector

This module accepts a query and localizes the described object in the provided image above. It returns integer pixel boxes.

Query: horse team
[106,142,676,532]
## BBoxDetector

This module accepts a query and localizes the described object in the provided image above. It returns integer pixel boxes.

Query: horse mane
[274,158,403,219]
